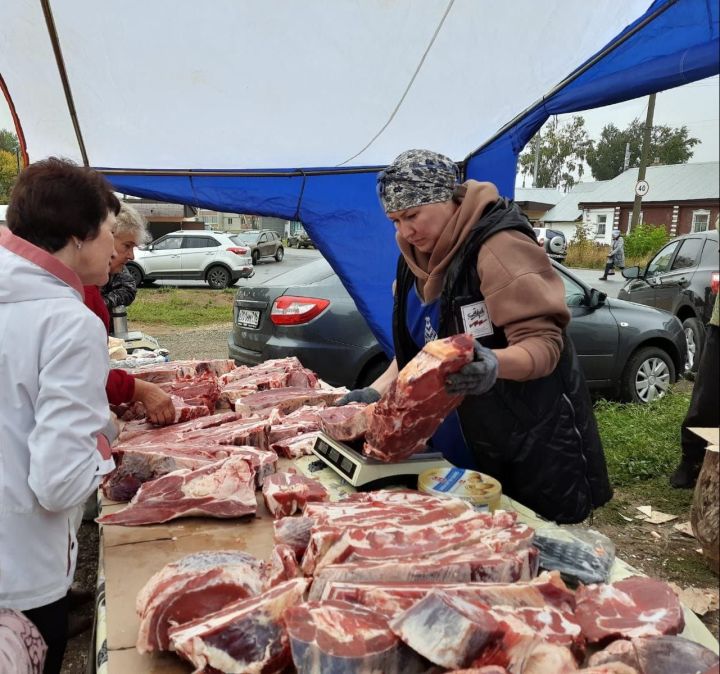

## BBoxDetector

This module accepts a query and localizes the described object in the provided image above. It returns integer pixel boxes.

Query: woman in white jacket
[0,158,120,673]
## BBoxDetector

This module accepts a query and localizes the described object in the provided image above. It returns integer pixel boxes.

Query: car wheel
[127,263,143,286]
[206,266,231,290]
[356,358,391,389]
[681,317,704,375]
[621,346,675,404]
[275,247,284,262]
[252,250,259,265]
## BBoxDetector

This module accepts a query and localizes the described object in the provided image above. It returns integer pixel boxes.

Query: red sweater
[84,285,136,405]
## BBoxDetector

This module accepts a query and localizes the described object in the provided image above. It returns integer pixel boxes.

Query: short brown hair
[6,157,121,253]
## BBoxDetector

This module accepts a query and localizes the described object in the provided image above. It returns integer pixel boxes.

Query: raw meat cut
[132,359,236,383]
[159,378,221,413]
[308,547,538,600]
[267,411,322,444]
[576,665,638,674]
[97,456,256,526]
[167,394,210,423]
[390,590,505,669]
[235,386,346,417]
[103,442,277,500]
[317,402,369,441]
[588,635,719,674]
[271,431,321,458]
[446,668,509,674]
[283,600,428,674]
[262,472,328,518]
[135,551,265,653]
[182,417,271,450]
[321,570,575,617]
[119,410,239,443]
[263,544,302,589]
[169,578,309,674]
[273,516,314,559]
[363,334,474,461]
[575,576,684,645]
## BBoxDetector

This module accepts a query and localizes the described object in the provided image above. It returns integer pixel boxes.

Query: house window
[692,210,710,233]
[595,215,607,237]
[204,215,218,225]
[227,218,233,225]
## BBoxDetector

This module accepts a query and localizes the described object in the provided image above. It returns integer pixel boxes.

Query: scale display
[311,432,451,489]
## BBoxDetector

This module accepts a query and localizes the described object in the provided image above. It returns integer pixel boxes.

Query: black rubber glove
[445,342,499,396]
[334,387,381,406]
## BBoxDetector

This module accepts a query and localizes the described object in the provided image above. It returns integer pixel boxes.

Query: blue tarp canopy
[1,0,718,353]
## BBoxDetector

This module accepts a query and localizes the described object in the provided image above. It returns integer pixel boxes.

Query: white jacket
[0,230,116,610]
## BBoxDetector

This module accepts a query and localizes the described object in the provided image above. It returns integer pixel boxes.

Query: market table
[95,456,719,673]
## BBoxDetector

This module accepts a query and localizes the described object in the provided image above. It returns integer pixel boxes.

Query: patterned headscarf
[377,149,460,213]
[0,609,46,674]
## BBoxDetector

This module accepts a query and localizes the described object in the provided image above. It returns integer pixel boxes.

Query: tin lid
[418,466,501,502]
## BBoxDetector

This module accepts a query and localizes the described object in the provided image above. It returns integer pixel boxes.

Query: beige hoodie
[396,181,570,381]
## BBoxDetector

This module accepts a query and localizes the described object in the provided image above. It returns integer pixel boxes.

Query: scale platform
[311,431,452,490]
[118,331,161,353]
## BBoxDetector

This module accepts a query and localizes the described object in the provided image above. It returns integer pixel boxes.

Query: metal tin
[418,467,502,512]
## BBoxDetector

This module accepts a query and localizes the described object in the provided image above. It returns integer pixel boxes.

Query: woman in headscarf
[599,228,625,280]
[338,149,612,524]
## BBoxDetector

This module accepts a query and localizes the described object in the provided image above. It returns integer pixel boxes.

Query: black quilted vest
[392,199,612,524]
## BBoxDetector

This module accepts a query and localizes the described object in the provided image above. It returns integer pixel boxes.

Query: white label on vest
[461,301,493,338]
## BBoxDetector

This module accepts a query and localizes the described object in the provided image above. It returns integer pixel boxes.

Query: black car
[229,258,686,404]
[619,229,718,373]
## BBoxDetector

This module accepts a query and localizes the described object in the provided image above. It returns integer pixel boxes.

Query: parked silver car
[128,230,253,289]
[228,258,685,403]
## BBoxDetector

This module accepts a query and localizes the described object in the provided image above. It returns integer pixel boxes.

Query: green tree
[587,120,699,180]
[519,116,591,190]
[0,128,19,154]
[0,149,19,203]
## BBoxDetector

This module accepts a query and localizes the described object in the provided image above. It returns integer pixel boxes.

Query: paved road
[567,267,628,299]
[153,247,321,290]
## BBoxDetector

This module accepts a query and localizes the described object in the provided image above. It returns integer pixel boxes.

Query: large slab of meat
[234,386,347,417]
[169,578,309,674]
[271,431,321,458]
[308,547,538,600]
[159,378,221,413]
[284,600,429,674]
[131,359,236,383]
[167,394,211,423]
[262,472,328,518]
[363,333,475,461]
[321,570,576,617]
[96,456,256,526]
[135,551,266,653]
[119,410,240,443]
[264,544,302,589]
[574,576,685,645]
[273,516,315,559]
[588,635,719,673]
[181,417,271,450]
[317,402,369,441]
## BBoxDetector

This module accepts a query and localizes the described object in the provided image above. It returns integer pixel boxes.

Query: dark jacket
[393,199,612,523]
[101,268,137,312]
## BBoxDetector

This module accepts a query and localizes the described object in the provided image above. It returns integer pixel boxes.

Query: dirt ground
[61,325,719,672]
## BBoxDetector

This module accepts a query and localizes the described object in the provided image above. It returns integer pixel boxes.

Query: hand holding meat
[134,379,175,425]
[445,342,498,396]
[335,387,381,406]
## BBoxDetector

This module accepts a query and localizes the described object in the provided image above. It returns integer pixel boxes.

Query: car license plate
[236,309,260,328]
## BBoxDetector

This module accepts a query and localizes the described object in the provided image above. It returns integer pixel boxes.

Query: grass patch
[128,287,236,327]
[594,391,691,486]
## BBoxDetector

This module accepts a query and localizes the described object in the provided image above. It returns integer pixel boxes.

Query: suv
[619,229,719,373]
[288,232,314,249]
[232,230,284,264]
[127,230,254,289]
[533,227,568,263]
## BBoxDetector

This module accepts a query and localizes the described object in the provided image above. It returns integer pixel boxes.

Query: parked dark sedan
[228,258,686,403]
[618,229,718,373]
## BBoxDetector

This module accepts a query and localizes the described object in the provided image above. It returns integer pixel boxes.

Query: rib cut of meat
[132,359,236,383]
[169,578,309,674]
[588,635,719,674]
[363,334,474,461]
[262,472,328,518]
[159,378,221,413]
[283,600,429,674]
[271,431,321,458]
[235,386,347,417]
[96,456,256,526]
[119,410,239,443]
[308,547,538,600]
[389,590,505,669]
[321,570,575,617]
[135,551,265,653]
[263,544,302,589]
[575,576,685,645]
[273,516,314,559]
[167,394,211,423]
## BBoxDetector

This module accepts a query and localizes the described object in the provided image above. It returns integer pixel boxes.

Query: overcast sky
[1,76,717,169]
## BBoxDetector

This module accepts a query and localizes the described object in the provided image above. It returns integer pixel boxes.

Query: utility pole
[630,93,656,230]
[622,142,631,172]
[532,132,541,186]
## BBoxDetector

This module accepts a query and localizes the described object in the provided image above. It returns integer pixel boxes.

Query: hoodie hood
[0,228,84,305]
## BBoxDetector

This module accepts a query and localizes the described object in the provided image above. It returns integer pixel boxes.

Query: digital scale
[118,330,162,353]
[311,431,452,490]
